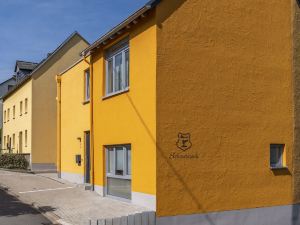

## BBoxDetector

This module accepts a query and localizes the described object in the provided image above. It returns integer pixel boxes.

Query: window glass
[115,147,124,175]
[85,70,90,101]
[107,59,113,94]
[107,177,131,199]
[270,144,284,168]
[125,50,129,87]
[114,53,123,92]
[108,148,114,174]
[126,147,131,175]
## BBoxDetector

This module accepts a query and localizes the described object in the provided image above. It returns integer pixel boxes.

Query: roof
[2,31,90,101]
[14,60,38,72]
[82,0,161,56]
[0,76,16,86]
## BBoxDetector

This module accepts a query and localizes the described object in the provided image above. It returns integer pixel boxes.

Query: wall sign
[169,132,199,160]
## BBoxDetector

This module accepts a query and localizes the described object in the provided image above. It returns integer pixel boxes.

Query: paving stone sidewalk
[0,170,148,225]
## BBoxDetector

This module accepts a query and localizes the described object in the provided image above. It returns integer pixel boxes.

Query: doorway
[84,131,90,184]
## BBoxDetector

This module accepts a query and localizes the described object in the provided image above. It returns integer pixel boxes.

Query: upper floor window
[20,101,23,116]
[4,110,6,123]
[105,38,129,96]
[84,69,90,101]
[25,98,28,114]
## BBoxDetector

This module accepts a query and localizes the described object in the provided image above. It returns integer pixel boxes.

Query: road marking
[19,186,75,194]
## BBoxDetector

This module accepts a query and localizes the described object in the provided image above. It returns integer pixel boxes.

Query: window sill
[270,166,288,170]
[82,100,90,105]
[102,88,129,100]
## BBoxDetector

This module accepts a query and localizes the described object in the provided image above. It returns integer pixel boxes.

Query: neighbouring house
[56,58,90,182]
[0,76,16,146]
[2,31,89,171]
[57,0,300,225]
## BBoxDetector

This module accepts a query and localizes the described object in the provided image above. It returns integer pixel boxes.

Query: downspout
[56,75,62,178]
[84,55,94,190]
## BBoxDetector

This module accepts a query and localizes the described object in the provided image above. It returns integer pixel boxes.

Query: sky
[0,0,148,83]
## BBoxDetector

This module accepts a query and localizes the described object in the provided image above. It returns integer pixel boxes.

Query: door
[84,131,90,184]
[19,132,22,153]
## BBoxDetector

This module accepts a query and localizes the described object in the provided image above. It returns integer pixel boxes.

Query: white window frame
[105,39,129,97]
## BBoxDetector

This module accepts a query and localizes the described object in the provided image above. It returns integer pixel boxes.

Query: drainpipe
[84,55,94,190]
[56,75,62,178]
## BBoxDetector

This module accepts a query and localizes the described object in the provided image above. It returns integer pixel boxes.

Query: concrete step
[84,184,92,191]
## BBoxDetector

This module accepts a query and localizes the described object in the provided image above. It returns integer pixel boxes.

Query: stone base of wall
[31,163,57,172]
[61,171,84,184]
[157,204,300,225]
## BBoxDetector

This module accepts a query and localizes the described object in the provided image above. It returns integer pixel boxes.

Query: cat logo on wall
[176,133,192,151]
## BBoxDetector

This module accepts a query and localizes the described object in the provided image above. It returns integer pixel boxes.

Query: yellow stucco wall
[31,35,89,165]
[156,0,293,216]
[92,14,157,196]
[2,80,32,154]
[60,59,90,176]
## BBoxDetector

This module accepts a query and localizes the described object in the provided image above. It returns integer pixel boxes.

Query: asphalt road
[0,188,53,225]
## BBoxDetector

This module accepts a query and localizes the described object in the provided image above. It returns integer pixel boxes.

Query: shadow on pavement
[0,188,55,225]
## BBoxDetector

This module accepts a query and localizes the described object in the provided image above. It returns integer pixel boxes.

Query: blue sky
[0,0,148,83]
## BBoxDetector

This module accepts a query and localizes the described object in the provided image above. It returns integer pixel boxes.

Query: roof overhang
[81,0,161,56]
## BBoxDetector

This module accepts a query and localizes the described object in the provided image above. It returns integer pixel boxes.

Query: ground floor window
[105,145,131,200]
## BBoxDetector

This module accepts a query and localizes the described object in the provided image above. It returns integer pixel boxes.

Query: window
[270,144,285,169]
[20,101,23,115]
[7,108,10,121]
[105,38,129,96]
[25,98,28,114]
[13,105,15,119]
[25,130,27,147]
[106,145,131,199]
[13,134,15,149]
[4,110,6,123]
[84,69,90,102]
[3,136,6,148]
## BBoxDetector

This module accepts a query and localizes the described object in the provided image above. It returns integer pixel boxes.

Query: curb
[0,168,33,174]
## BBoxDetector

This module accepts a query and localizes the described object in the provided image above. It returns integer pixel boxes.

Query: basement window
[270,144,285,169]
[104,38,129,97]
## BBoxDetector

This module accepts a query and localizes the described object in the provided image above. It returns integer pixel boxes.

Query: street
[0,187,52,225]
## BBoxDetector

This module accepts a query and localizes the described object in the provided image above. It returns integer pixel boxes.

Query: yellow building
[58,0,300,224]
[57,58,90,183]
[3,32,89,171]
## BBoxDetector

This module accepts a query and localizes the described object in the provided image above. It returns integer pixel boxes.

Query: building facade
[3,32,89,171]
[57,0,300,224]
[57,58,90,183]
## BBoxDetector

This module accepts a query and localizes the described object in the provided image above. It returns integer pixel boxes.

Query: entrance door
[19,132,22,153]
[84,131,90,184]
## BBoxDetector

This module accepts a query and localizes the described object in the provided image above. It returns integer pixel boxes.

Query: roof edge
[81,0,161,56]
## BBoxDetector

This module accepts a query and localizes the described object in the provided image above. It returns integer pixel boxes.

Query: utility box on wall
[75,154,81,166]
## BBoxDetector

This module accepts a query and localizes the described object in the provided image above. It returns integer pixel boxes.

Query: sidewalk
[0,170,148,225]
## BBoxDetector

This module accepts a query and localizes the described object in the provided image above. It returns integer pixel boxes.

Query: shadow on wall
[125,90,216,225]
